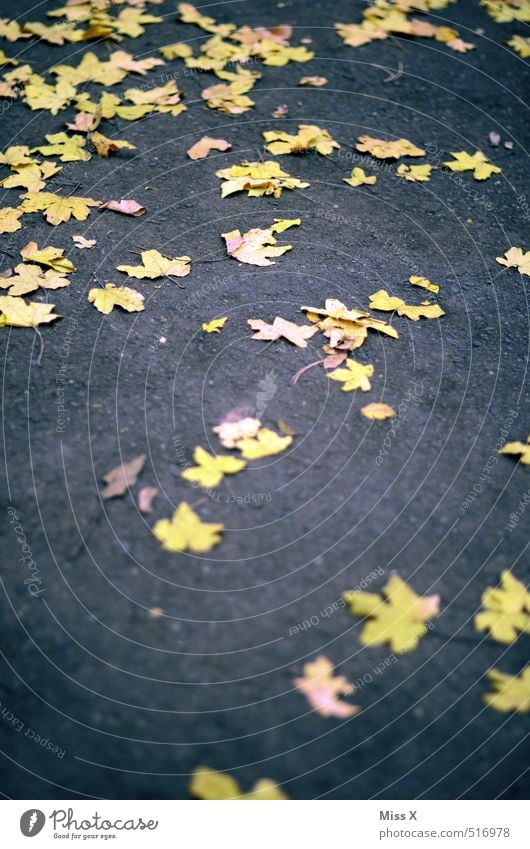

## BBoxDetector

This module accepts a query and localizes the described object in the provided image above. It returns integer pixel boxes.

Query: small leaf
[187,136,231,160]
[101,455,145,499]
[484,667,530,714]
[153,502,224,553]
[328,359,374,392]
[202,316,228,333]
[361,402,396,419]
[475,571,530,644]
[181,446,246,488]
[295,656,360,718]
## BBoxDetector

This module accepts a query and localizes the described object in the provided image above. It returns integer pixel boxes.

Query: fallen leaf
[495,246,530,276]
[101,199,146,217]
[101,455,145,499]
[263,124,340,156]
[91,131,136,158]
[0,295,61,327]
[409,275,439,294]
[298,75,328,86]
[20,192,100,225]
[153,501,224,553]
[295,656,359,718]
[187,136,232,160]
[216,160,308,198]
[117,250,191,280]
[89,284,145,315]
[328,359,374,392]
[369,289,445,320]
[475,571,530,644]
[0,145,36,167]
[1,161,61,193]
[213,415,261,448]
[72,235,96,249]
[489,131,501,147]
[181,446,246,487]
[507,34,530,58]
[190,766,287,800]
[223,219,299,266]
[361,402,396,419]
[248,316,319,348]
[0,207,23,233]
[202,317,228,333]
[236,427,292,459]
[20,242,76,273]
[138,486,158,514]
[271,104,288,118]
[484,667,530,714]
[498,434,530,464]
[343,574,440,653]
[343,167,377,187]
[443,150,501,180]
[396,163,432,182]
[0,263,69,296]
[356,134,425,160]
[32,132,90,163]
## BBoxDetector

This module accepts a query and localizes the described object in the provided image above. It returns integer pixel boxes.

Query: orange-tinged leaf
[187,136,232,160]
[137,486,158,514]
[298,75,328,86]
[361,402,396,419]
[213,415,261,449]
[153,501,224,553]
[248,316,318,347]
[396,163,432,182]
[101,199,145,217]
[343,167,377,187]
[91,131,136,158]
[295,656,359,718]
[101,455,145,499]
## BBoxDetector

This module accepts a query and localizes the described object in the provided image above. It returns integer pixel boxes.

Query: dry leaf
[216,160,308,198]
[223,218,299,266]
[0,207,24,233]
[236,427,292,459]
[91,131,136,158]
[295,656,359,718]
[356,134,425,160]
[498,433,530,464]
[298,75,328,86]
[475,571,530,644]
[343,574,440,653]
[484,667,530,714]
[153,502,224,553]
[190,766,287,800]
[396,163,432,182]
[138,486,158,514]
[409,275,439,294]
[32,132,90,163]
[187,136,232,160]
[181,446,246,487]
[117,250,191,280]
[495,247,530,276]
[202,317,228,333]
[263,124,340,156]
[20,242,75,273]
[369,289,445,320]
[0,295,61,327]
[88,283,145,314]
[72,235,96,249]
[443,150,501,180]
[328,359,374,392]
[507,35,530,58]
[344,167,377,187]
[101,455,145,499]
[361,402,396,419]
[213,415,261,448]
[1,264,69,296]
[101,199,146,217]
[20,192,100,225]
[248,316,319,348]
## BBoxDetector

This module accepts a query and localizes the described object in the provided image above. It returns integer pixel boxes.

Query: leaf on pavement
[328,359,374,392]
[181,446,246,488]
[498,433,530,464]
[137,486,158,514]
[409,275,439,293]
[187,136,231,160]
[0,295,61,327]
[216,160,309,198]
[484,667,530,714]
[190,766,287,800]
[356,134,425,160]
[101,198,146,217]
[20,192,100,225]
[223,218,299,266]
[101,454,145,499]
[0,264,69,296]
[396,163,432,182]
[248,316,319,347]
[369,289,445,320]
[295,656,360,718]
[91,131,136,158]
[20,241,76,273]
[443,150,501,180]
[89,283,145,315]
[153,501,224,553]
[202,317,228,333]
[361,402,396,419]
[263,123,340,156]
[343,167,377,187]
[32,131,91,162]
[298,75,328,86]
[72,235,96,249]
[0,207,23,233]
[475,571,530,644]
[236,427,292,459]
[117,249,191,280]
[213,415,261,449]
[495,247,530,276]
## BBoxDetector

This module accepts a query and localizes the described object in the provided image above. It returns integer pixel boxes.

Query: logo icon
[20,810,45,837]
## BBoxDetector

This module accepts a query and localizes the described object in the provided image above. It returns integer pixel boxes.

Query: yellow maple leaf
[52,51,127,87]
[263,124,340,156]
[153,501,224,553]
[236,427,292,459]
[495,246,530,276]
[409,275,439,293]
[216,160,309,198]
[181,446,246,487]
[0,18,31,42]
[257,41,314,66]
[190,766,287,800]
[443,150,501,180]
[361,402,396,419]
[88,283,144,315]
[117,249,191,280]
[1,264,69,296]
[22,20,82,45]
[335,21,387,48]
[178,3,235,37]
[32,131,90,163]
[507,34,530,57]
[0,295,60,327]
[0,207,23,233]
[498,433,530,464]
[369,289,444,320]
[160,42,193,60]
[396,163,432,182]
[295,656,359,718]
[343,574,440,653]
[113,8,163,39]
[2,161,61,193]
[202,317,228,333]
[475,571,530,644]
[123,80,186,116]
[356,134,425,160]
[328,359,374,391]
[23,79,77,115]
[20,192,100,225]
[91,131,136,158]
[484,667,530,714]
[0,146,36,167]
[223,219,299,266]
[343,167,377,187]
[20,242,75,273]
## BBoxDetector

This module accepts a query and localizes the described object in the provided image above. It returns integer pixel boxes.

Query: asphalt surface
[1,0,529,800]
